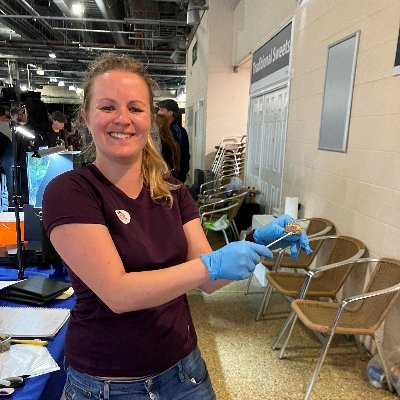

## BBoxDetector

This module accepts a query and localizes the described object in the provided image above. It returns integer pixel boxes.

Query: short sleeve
[175,182,199,225]
[42,170,105,236]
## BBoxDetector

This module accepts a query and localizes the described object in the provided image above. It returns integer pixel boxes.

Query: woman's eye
[99,106,114,111]
[129,107,144,113]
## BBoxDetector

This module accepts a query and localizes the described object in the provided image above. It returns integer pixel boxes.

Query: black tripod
[9,120,35,280]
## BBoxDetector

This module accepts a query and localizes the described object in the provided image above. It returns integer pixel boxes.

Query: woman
[64,121,84,151]
[42,53,311,399]
[154,113,181,179]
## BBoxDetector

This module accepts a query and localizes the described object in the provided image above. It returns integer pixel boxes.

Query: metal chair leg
[303,331,335,400]
[278,314,298,359]
[271,311,296,350]
[245,272,253,295]
[222,229,230,245]
[375,334,394,392]
[256,283,273,320]
[261,283,274,317]
[231,220,240,240]
[354,335,367,361]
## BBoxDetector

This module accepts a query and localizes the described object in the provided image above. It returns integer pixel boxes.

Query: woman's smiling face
[82,69,152,164]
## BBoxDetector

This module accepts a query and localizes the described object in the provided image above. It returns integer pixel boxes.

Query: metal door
[246,86,288,214]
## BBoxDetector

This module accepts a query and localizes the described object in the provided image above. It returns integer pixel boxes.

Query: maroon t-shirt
[43,164,200,377]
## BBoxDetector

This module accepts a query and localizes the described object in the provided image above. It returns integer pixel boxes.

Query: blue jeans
[64,346,216,400]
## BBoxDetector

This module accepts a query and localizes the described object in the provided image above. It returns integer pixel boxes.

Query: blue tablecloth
[0,265,74,400]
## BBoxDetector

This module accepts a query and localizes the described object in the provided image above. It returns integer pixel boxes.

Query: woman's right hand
[200,241,272,281]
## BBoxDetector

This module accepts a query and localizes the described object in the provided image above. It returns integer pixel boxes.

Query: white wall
[227,0,400,353]
[285,0,400,260]
[185,0,250,169]
[233,0,297,64]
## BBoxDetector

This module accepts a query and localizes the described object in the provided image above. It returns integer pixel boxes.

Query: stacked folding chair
[211,135,246,181]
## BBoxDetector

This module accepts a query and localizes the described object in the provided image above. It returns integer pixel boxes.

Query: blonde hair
[81,53,179,207]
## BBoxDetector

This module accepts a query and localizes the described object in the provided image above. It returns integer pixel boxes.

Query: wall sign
[251,22,292,84]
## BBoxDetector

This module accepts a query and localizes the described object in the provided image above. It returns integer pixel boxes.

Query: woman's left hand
[253,214,312,260]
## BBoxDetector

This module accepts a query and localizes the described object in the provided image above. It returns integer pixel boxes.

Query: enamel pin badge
[115,210,131,224]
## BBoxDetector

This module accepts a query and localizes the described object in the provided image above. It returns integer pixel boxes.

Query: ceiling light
[58,81,65,87]
[36,68,44,75]
[49,53,56,59]
[68,85,76,91]
[72,3,84,16]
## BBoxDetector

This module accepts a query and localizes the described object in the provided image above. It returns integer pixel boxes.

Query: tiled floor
[189,231,397,400]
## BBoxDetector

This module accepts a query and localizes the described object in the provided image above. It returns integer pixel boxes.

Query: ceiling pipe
[95,0,127,46]
[0,54,186,70]
[53,0,94,44]
[0,1,45,41]
[1,40,174,53]
[0,15,187,26]
[14,0,65,42]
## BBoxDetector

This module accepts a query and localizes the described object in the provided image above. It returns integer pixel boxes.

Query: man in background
[157,99,190,183]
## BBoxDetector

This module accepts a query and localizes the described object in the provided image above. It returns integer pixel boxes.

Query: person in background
[42,53,311,400]
[64,121,84,151]
[24,98,54,148]
[3,106,11,120]
[0,105,13,206]
[157,99,190,183]
[50,110,67,146]
[10,107,24,124]
[154,113,181,179]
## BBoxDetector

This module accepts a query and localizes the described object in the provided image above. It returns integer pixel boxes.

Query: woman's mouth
[109,132,132,139]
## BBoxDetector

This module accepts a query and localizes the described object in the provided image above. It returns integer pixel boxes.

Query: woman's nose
[114,107,131,123]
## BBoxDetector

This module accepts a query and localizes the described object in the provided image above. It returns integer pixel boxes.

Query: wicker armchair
[255,235,366,320]
[274,258,400,400]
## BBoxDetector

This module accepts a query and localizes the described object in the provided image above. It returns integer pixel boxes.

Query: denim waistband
[67,345,200,390]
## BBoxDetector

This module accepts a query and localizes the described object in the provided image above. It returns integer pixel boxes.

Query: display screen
[27,151,81,207]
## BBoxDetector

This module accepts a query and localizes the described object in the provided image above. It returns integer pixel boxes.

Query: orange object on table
[0,212,24,246]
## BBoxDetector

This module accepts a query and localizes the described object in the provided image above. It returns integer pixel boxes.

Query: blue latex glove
[200,241,273,281]
[253,214,312,260]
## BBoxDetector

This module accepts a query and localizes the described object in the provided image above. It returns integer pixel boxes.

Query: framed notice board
[319,32,360,152]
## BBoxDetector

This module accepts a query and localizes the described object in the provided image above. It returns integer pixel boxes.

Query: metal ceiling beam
[94,0,127,46]
[14,0,65,41]
[0,54,186,70]
[52,0,94,44]
[0,1,44,41]
[0,15,187,26]
[0,40,177,56]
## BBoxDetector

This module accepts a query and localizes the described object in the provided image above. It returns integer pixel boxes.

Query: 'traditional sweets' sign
[251,22,292,84]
